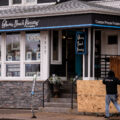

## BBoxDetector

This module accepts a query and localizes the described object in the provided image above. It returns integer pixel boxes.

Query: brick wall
[0,81,50,108]
[77,80,120,113]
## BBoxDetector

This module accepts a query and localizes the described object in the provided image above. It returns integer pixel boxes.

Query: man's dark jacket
[103,77,120,94]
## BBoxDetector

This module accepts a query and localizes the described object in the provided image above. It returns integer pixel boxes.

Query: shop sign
[95,20,120,26]
[1,18,39,28]
[75,32,86,55]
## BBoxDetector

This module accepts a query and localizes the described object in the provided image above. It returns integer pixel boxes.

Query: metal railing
[31,74,37,118]
[71,75,80,109]
[42,79,49,108]
[95,54,120,79]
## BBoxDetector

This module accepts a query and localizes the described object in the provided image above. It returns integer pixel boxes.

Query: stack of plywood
[77,80,120,113]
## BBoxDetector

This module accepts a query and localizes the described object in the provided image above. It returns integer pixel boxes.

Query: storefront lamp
[56,0,60,4]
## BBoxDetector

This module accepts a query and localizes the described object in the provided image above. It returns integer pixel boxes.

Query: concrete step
[60,93,77,98]
[60,88,71,93]
[44,102,77,108]
[50,98,77,103]
[39,107,78,114]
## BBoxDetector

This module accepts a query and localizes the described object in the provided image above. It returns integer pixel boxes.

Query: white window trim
[51,30,62,65]
[0,32,42,81]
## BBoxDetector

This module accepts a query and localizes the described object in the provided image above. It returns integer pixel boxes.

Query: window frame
[51,30,62,65]
[25,32,41,78]
[9,0,37,6]
[9,0,56,6]
[0,32,41,81]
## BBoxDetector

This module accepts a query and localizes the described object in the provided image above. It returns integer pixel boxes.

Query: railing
[42,79,49,108]
[31,74,37,118]
[71,75,80,109]
[95,54,120,79]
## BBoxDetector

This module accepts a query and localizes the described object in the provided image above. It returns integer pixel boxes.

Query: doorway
[50,30,83,80]
[63,30,82,80]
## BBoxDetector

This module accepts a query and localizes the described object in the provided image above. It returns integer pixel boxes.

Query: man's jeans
[106,94,120,117]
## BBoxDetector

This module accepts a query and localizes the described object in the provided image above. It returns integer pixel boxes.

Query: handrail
[42,79,49,108]
[31,74,37,118]
[71,75,80,109]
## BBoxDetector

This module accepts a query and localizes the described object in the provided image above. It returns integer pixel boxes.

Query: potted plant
[49,74,63,97]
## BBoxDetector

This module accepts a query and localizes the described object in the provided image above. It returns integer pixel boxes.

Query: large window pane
[26,0,35,3]
[53,31,59,60]
[6,34,20,61]
[25,64,40,77]
[13,0,21,4]
[0,36,1,61]
[0,65,1,76]
[6,64,20,77]
[26,33,40,61]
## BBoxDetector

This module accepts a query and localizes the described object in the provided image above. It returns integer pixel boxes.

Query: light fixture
[56,0,60,4]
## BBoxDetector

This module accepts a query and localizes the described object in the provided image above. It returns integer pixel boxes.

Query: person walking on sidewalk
[103,70,120,118]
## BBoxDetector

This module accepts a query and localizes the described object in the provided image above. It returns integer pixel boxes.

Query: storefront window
[51,30,62,64]
[0,31,44,79]
[25,64,40,77]
[53,31,59,60]
[0,65,1,76]
[26,33,40,61]
[26,0,35,3]
[0,36,1,61]
[6,64,20,77]
[13,0,21,4]
[6,34,20,61]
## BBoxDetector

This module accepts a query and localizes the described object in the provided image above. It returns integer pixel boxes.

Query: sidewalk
[0,109,120,120]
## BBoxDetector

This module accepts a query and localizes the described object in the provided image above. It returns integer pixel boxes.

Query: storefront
[0,0,120,109]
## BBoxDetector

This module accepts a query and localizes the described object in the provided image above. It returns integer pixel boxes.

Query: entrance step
[50,98,77,103]
[44,102,77,108]
[39,107,78,114]
[60,93,77,98]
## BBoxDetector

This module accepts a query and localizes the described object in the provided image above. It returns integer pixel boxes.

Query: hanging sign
[75,32,86,54]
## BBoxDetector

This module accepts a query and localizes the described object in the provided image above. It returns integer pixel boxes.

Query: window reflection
[25,64,40,77]
[26,33,40,61]
[6,34,20,61]
[6,64,20,77]
[53,31,59,60]
[0,36,1,61]
[26,0,35,3]
[13,0,21,4]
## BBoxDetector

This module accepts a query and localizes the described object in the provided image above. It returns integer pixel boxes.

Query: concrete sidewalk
[0,109,120,120]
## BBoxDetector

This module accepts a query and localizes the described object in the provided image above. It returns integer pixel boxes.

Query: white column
[88,28,91,79]
[83,54,85,79]
[93,29,95,79]
[1,33,5,78]
[40,31,50,80]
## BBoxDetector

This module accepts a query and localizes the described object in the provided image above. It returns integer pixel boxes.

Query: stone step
[44,102,77,108]
[50,98,77,103]
[39,107,78,114]
[60,88,76,94]
[61,85,72,90]
[60,93,77,98]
